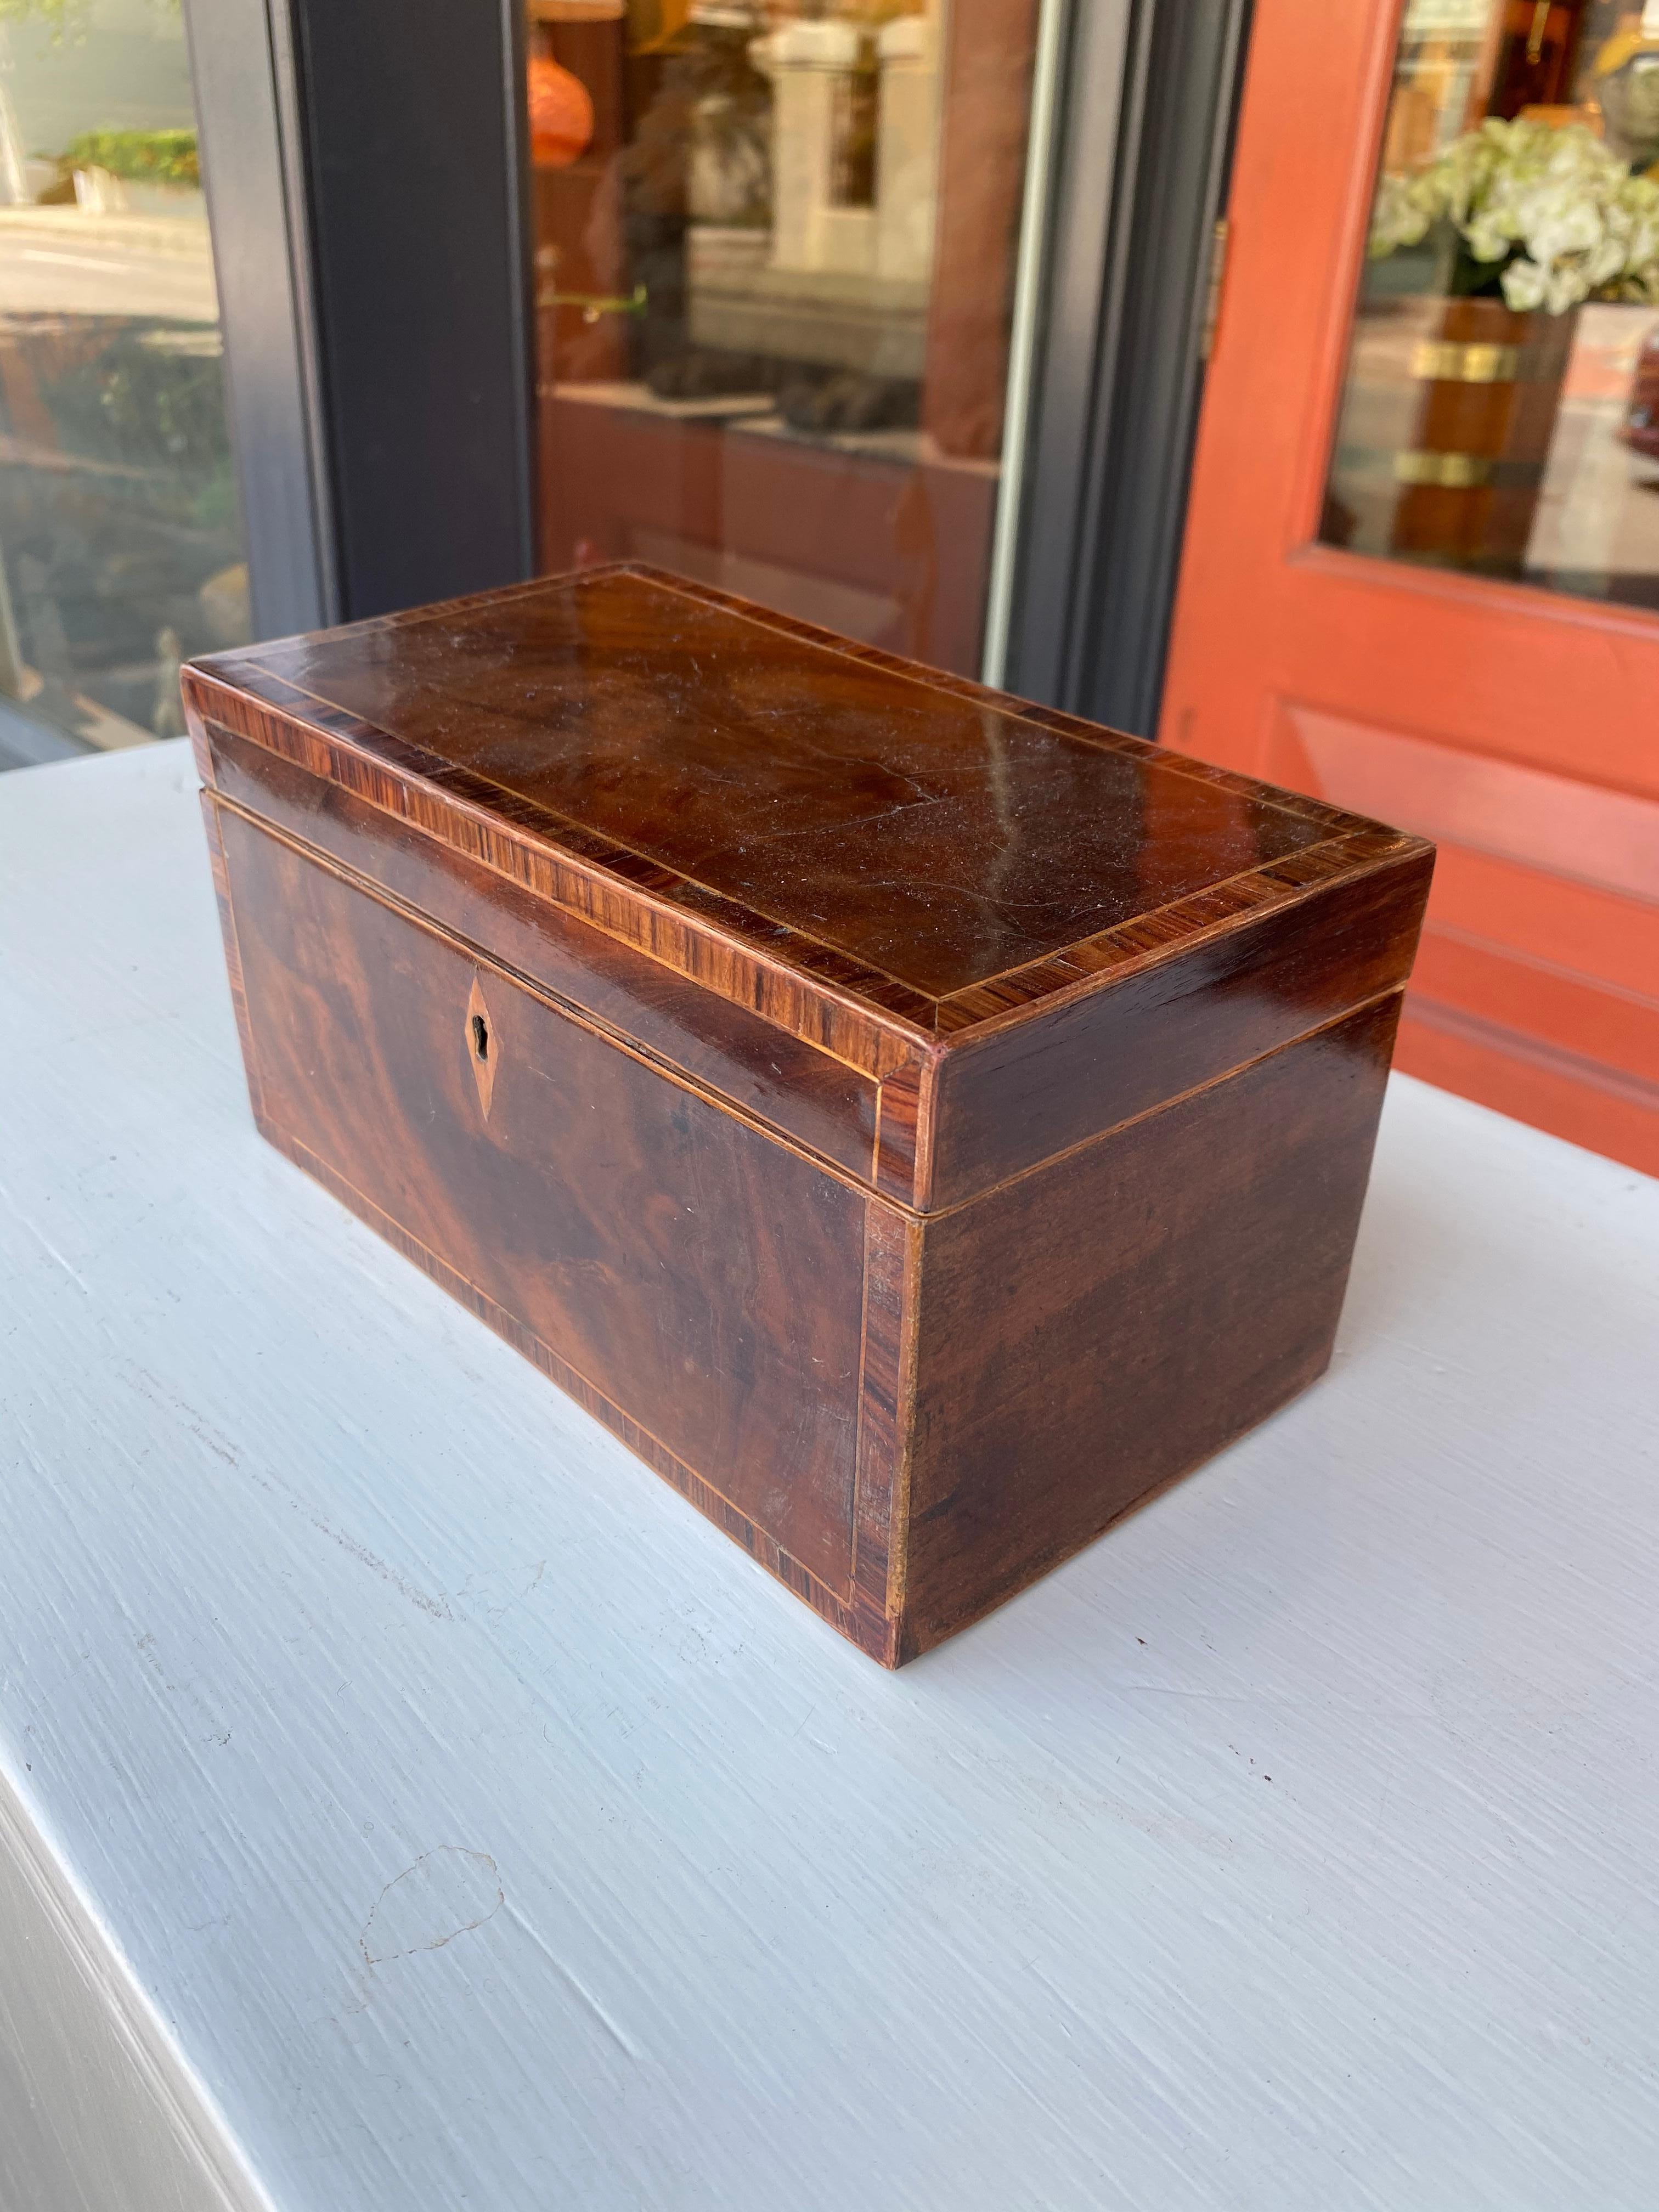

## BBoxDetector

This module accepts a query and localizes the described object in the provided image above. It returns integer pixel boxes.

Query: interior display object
[1379,0,1490,171]
[527,0,630,387]
[687,259,927,375]
[762,15,877,275]
[1391,296,1578,567]
[1367,115,1659,565]
[531,0,1042,675]
[685,10,941,409]
[686,11,772,231]
[1621,317,1659,454]
[527,53,595,168]
[919,0,1039,461]
[875,10,943,283]
[1592,20,1659,173]
[184,566,1432,1666]
[1368,119,1659,317]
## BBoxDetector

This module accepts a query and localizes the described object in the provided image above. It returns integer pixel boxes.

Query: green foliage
[61,128,199,187]
[0,0,92,36]
[44,327,232,522]
[0,0,180,40]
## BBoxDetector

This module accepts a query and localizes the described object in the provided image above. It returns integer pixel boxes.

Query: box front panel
[215,804,867,1597]
[201,716,885,1181]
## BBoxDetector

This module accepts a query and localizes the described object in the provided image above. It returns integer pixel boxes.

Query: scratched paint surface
[1,742,1657,2212]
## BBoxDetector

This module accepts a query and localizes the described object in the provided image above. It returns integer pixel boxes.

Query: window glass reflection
[529,0,1040,677]
[1323,0,1659,613]
[0,0,248,769]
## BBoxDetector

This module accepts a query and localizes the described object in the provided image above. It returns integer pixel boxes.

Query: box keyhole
[465,981,496,1116]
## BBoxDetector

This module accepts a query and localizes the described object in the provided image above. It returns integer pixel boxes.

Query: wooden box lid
[185,565,1432,1210]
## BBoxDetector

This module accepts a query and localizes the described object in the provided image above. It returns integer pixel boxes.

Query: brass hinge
[1200,216,1231,364]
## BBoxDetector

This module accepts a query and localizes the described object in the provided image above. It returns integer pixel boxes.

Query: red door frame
[1159,0,1659,1176]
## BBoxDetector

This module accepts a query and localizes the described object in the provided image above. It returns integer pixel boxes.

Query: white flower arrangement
[1370,117,1659,314]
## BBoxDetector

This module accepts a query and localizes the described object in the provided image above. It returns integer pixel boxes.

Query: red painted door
[1160,0,1659,1175]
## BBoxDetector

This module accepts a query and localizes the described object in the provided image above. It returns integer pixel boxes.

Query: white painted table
[3,742,1657,2212]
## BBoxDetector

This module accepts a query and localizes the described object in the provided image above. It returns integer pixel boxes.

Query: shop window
[0,0,249,769]
[1323,0,1659,612]
[527,0,1042,679]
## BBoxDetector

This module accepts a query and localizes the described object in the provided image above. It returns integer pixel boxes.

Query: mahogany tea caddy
[186,565,1432,1665]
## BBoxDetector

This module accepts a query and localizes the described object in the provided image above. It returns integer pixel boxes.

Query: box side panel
[213,802,868,1612]
[203,719,883,1183]
[899,993,1402,1659]
[926,850,1431,1210]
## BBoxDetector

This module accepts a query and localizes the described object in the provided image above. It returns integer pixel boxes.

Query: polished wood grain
[194,566,1432,1662]
[204,717,887,1183]
[217,804,868,1605]
[217,558,1335,997]
[189,651,936,1079]
[928,843,1432,1208]
[899,992,1404,1659]
[185,564,1418,1031]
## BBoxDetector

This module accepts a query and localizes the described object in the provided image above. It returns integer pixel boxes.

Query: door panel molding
[1159,0,1659,1175]
[1412,932,1659,1091]
[1398,997,1659,1173]
[1271,706,1659,906]
[1424,842,1659,1007]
